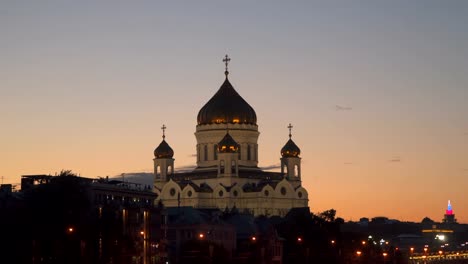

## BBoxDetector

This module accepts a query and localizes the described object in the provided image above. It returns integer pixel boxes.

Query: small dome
[197,78,257,125]
[154,139,174,159]
[217,132,239,153]
[281,139,300,158]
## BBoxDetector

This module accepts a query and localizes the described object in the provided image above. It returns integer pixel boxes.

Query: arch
[161,180,182,199]
[155,165,160,179]
[220,160,225,174]
[231,160,236,173]
[204,145,208,161]
[247,145,251,160]
[212,185,228,209]
[295,187,309,200]
[294,164,299,177]
[275,179,295,199]
[230,186,243,198]
[213,144,218,160]
[261,185,275,198]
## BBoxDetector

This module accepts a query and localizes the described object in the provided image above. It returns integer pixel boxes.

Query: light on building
[199,233,204,239]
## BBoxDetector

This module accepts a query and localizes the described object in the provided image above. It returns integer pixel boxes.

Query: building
[17,173,162,264]
[443,200,456,224]
[153,55,309,217]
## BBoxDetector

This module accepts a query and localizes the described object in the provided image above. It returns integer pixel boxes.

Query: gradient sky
[1,1,467,223]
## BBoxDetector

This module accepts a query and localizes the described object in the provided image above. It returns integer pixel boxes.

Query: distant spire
[161,124,167,139]
[288,123,293,139]
[446,200,453,215]
[223,54,231,77]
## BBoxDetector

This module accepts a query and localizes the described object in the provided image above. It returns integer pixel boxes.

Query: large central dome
[197,77,257,125]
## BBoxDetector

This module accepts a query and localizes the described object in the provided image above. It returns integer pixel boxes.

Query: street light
[356,251,362,257]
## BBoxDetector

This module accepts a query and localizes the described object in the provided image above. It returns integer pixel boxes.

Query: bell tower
[280,123,301,182]
[153,124,175,190]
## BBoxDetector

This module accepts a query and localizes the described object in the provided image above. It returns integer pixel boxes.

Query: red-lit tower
[443,200,456,224]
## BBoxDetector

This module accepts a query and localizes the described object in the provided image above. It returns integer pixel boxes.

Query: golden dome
[217,132,239,153]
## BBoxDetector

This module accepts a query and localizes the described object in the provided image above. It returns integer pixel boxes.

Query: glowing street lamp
[251,236,256,242]
[199,233,204,239]
[297,237,302,243]
[356,251,362,257]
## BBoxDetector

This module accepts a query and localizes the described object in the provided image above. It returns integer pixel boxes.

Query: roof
[154,139,174,159]
[197,77,257,125]
[281,138,301,157]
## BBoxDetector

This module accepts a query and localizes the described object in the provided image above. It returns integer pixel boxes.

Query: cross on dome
[223,54,231,77]
[161,124,167,139]
[288,123,293,139]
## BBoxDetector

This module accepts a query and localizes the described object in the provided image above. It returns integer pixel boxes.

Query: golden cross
[288,123,293,139]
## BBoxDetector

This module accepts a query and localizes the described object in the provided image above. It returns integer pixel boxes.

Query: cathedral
[153,56,309,216]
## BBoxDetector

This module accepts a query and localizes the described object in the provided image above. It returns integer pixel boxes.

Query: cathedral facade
[153,56,309,217]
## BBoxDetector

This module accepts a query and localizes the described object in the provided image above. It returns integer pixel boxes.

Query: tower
[195,55,259,171]
[153,124,174,190]
[280,123,301,184]
[443,200,456,224]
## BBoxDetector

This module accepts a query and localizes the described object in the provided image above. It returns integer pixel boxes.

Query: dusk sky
[1,1,467,223]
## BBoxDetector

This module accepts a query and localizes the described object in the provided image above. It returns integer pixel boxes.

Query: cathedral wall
[155,178,308,217]
[195,123,260,168]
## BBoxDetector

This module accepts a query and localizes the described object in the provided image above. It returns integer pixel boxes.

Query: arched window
[238,145,241,159]
[220,160,225,174]
[294,165,299,177]
[204,145,208,161]
[231,160,236,173]
[155,165,160,179]
[213,144,218,160]
[247,145,251,160]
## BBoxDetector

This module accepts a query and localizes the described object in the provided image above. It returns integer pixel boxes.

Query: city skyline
[1,1,467,223]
